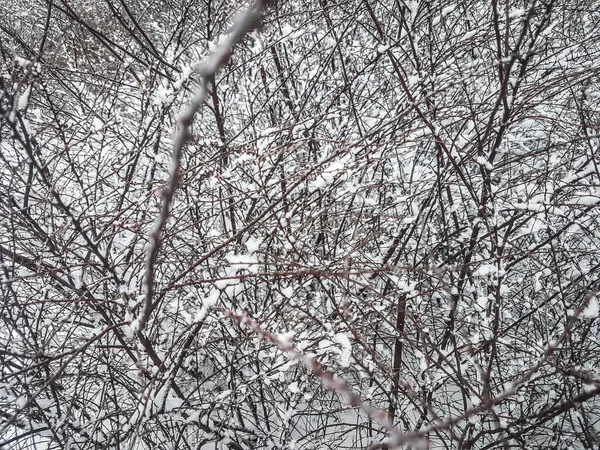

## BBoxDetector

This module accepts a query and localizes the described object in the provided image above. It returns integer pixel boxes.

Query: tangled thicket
[1,0,600,449]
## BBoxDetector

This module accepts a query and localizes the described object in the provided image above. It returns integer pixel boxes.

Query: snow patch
[581,296,599,319]
[333,333,352,367]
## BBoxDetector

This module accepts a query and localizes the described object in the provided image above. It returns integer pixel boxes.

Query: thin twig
[137,0,269,333]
